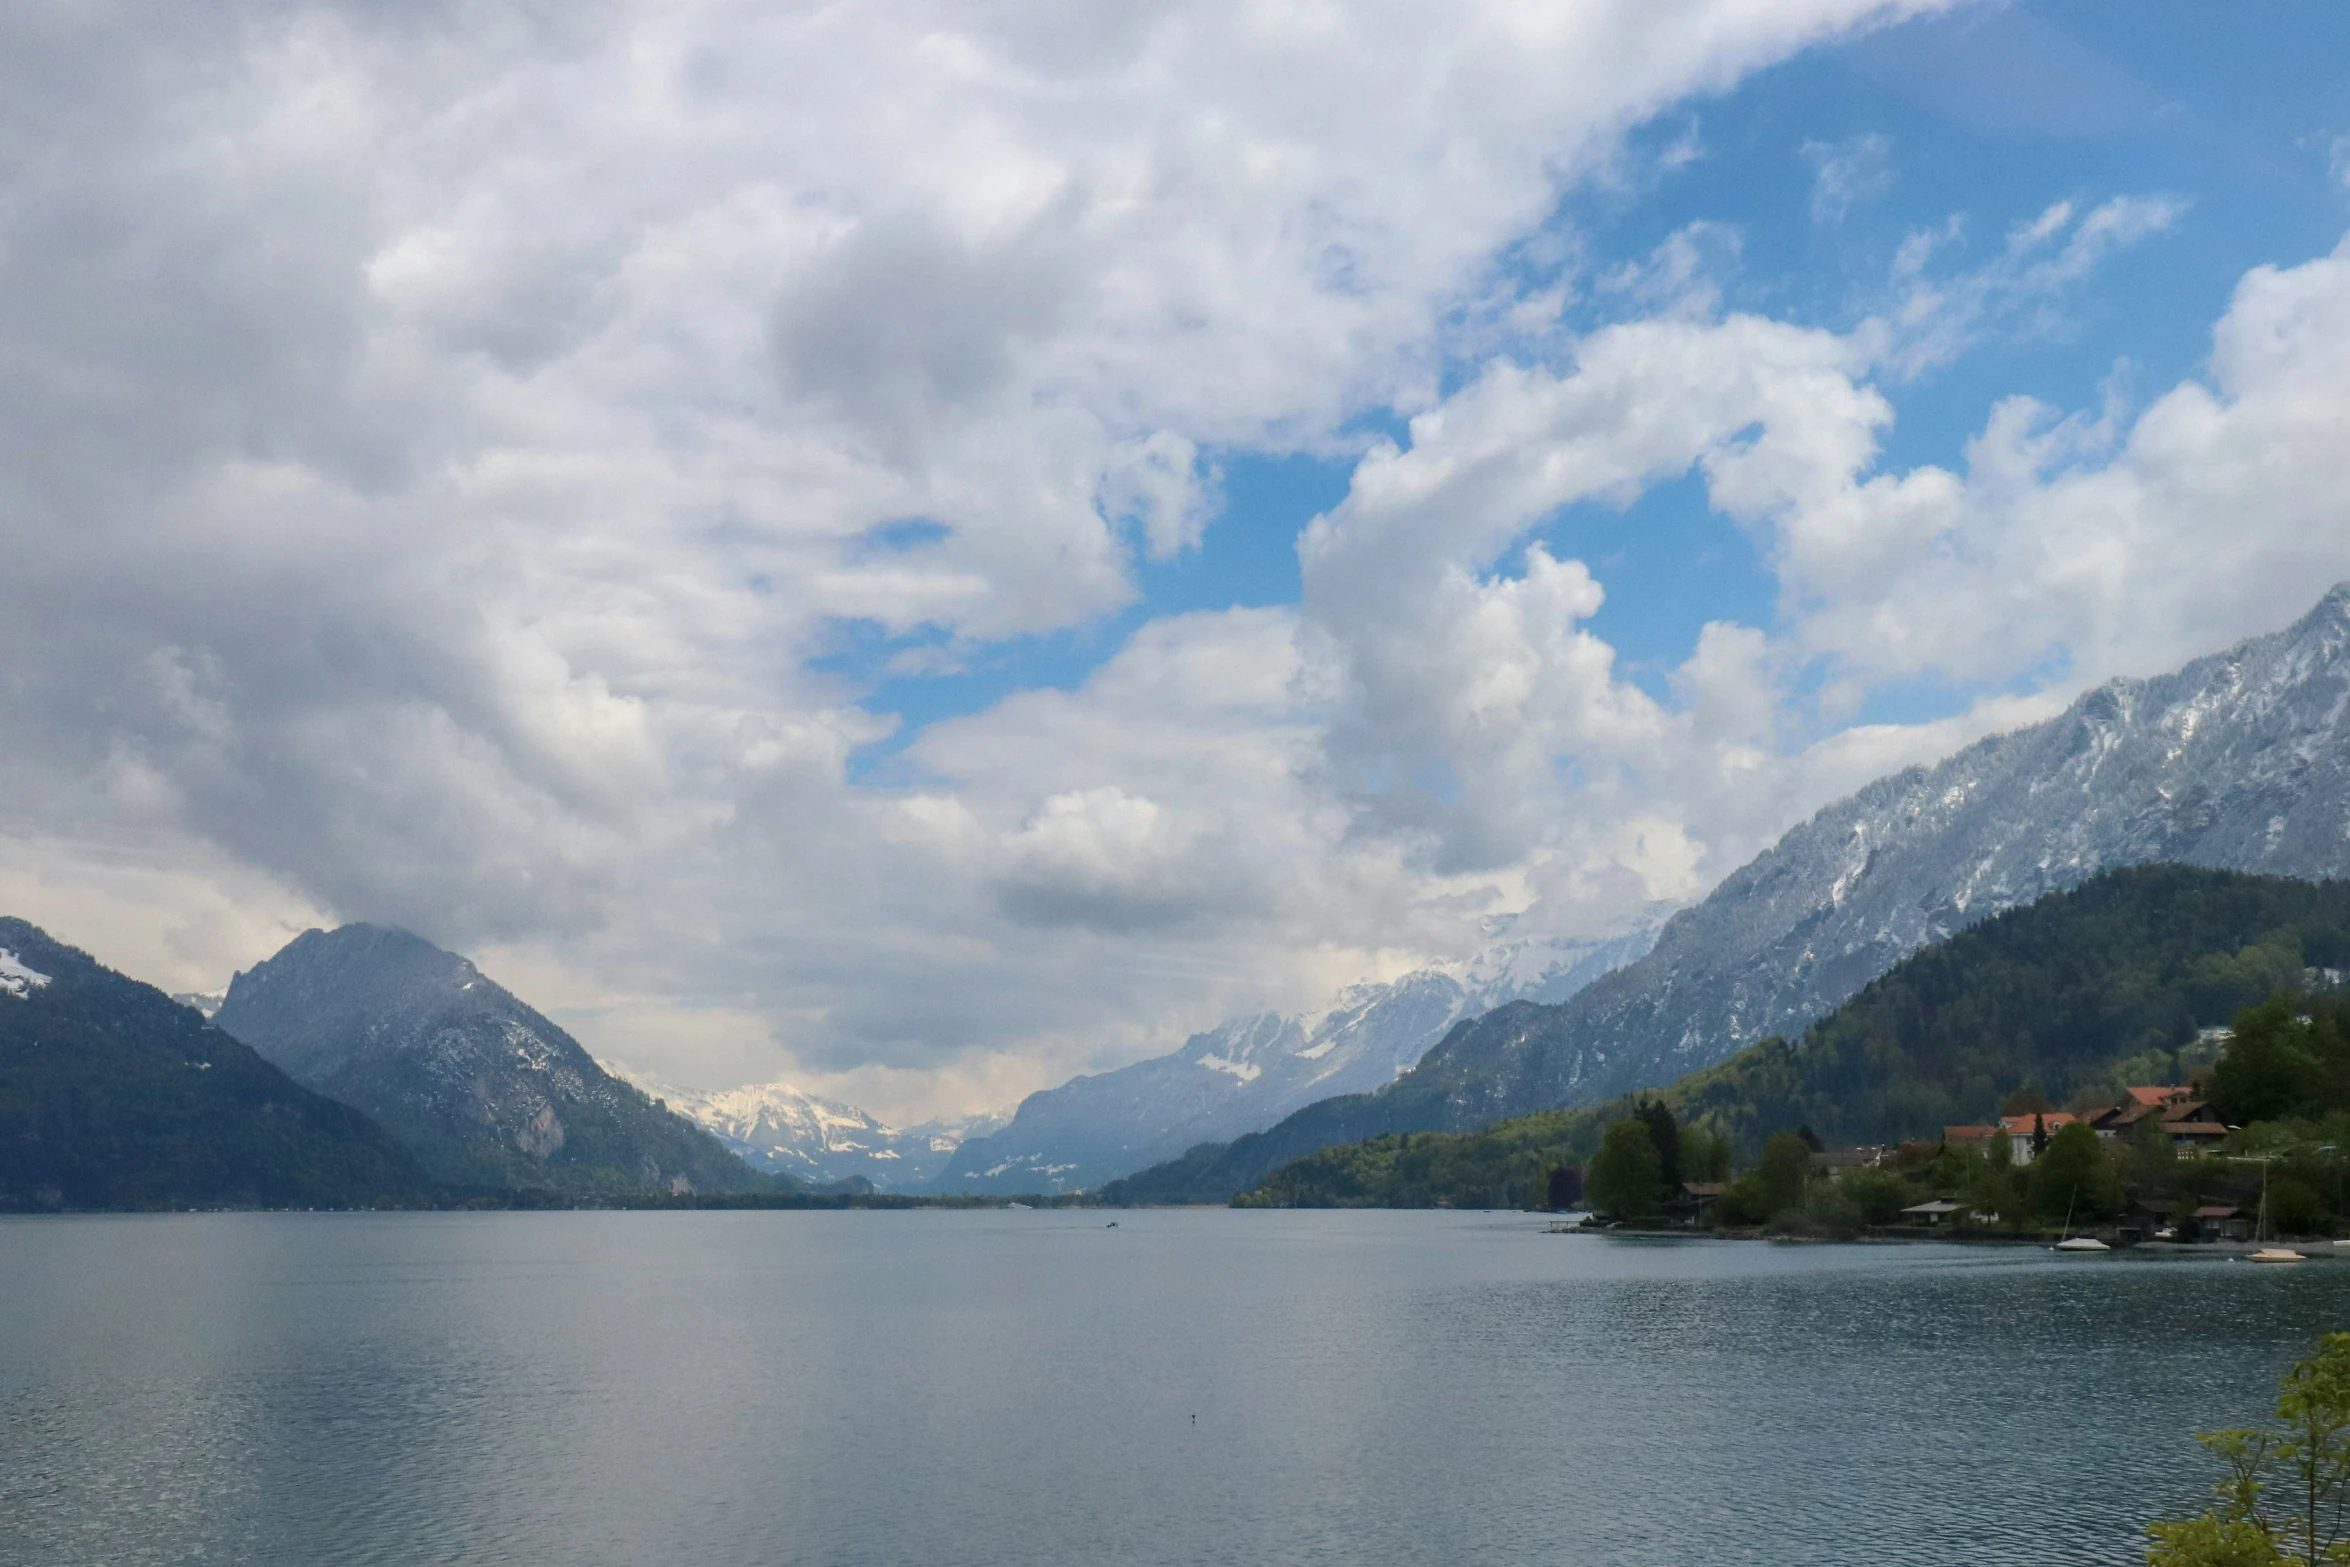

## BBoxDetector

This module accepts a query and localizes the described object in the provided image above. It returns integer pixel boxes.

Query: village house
[1999,1112,2078,1164]
[2088,1086,2232,1152]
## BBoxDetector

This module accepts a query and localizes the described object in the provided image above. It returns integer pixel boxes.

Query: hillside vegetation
[1236,867,2350,1209]
[0,919,432,1210]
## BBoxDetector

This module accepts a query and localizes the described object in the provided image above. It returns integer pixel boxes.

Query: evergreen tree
[1635,1100,1682,1192]
[1757,1132,1812,1215]
[1585,1120,1664,1219]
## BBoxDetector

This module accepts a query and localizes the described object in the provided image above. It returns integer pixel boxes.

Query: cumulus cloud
[1285,222,2350,936]
[26,0,2341,1124]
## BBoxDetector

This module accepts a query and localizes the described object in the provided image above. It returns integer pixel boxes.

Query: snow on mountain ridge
[599,1063,1006,1190]
[930,917,1667,1194]
[0,949,53,999]
[1391,580,2350,1124]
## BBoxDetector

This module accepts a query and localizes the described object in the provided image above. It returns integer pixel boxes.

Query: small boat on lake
[2249,1247,2306,1264]
[2051,1188,2107,1252]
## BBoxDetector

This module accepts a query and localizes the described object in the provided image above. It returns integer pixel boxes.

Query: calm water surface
[3,1210,2346,1565]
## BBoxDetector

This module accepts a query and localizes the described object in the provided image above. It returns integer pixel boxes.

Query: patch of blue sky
[837,3,2350,774]
[827,451,1350,784]
[1518,469,1779,705]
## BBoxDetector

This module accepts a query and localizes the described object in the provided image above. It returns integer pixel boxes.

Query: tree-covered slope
[1234,867,2350,1208]
[0,918,430,1210]
[215,924,767,1196]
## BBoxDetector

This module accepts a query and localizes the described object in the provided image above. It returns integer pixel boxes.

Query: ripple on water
[1,1214,2343,1567]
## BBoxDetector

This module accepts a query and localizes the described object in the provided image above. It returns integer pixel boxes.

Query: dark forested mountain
[1237,867,2350,1208]
[1108,583,2350,1204]
[214,925,766,1195]
[0,918,429,1210]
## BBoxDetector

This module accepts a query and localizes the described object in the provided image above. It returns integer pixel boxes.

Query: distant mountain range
[0,918,429,1210]
[214,925,766,1196]
[930,921,1663,1194]
[601,1067,1004,1190]
[1106,582,2350,1204]
[170,989,225,1018]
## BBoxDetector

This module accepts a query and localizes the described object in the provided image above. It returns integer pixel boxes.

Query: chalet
[1901,1199,1963,1227]
[2091,1086,2193,1137]
[2089,1086,2231,1152]
[1943,1125,1995,1150]
[2193,1204,2249,1242]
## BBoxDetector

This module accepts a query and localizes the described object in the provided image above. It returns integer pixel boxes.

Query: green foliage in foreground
[1240,867,2350,1210]
[2148,1333,2350,1565]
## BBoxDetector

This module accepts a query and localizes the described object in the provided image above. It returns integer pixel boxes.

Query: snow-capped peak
[596,1060,1008,1190]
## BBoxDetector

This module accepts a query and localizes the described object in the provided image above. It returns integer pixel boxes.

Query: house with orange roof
[2088,1087,2231,1152]
[2000,1112,2078,1164]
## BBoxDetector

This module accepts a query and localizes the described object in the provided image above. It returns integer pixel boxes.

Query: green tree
[2031,1120,2118,1220]
[2148,1333,2350,1565]
[1842,1168,1911,1227]
[2213,999,2329,1125]
[1634,1100,1682,1193]
[1680,1124,1731,1184]
[1756,1132,1812,1216]
[2269,1177,2324,1239]
[1801,1182,1863,1238]
[1585,1120,1665,1219]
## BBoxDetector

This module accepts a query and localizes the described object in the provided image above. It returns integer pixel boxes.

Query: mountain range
[213,924,766,1196]
[1106,582,2350,1203]
[1239,866,2350,1208]
[929,921,1661,1194]
[0,918,429,1210]
[603,1068,1004,1190]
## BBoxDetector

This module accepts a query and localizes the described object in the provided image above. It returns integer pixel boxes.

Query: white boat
[2250,1247,2306,1264]
[2053,1236,2111,1253]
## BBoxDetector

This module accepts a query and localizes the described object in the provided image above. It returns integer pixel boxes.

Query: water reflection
[1,1213,2343,1566]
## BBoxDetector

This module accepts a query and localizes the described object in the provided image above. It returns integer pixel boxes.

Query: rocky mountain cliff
[933,920,1661,1193]
[1107,582,2350,1203]
[603,1067,1003,1190]
[214,925,766,1195]
[0,918,429,1210]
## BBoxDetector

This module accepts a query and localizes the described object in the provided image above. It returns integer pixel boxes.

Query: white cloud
[45,0,2346,1128]
[1803,132,1894,225]
[1876,192,2188,374]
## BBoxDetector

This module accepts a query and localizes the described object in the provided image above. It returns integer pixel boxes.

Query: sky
[4,1,2350,1123]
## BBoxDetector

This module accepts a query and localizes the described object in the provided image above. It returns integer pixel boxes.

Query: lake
[2,1210,2344,1566]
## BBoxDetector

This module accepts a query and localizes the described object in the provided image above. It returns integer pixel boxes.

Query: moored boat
[2053,1236,2110,1252]
[2249,1247,2306,1264]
